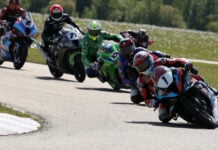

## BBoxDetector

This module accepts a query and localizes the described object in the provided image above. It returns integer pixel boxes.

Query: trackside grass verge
[0,103,39,121]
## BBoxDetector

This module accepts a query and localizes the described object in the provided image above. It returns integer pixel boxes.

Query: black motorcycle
[35,25,86,82]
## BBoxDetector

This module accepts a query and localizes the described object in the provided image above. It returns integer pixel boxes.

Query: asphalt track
[0,61,218,150]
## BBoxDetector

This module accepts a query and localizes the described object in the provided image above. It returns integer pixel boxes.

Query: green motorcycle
[96,41,130,90]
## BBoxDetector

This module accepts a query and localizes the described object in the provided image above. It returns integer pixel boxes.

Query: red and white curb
[0,113,40,136]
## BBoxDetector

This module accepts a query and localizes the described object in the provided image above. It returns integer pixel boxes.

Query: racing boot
[158,103,173,123]
[130,88,144,104]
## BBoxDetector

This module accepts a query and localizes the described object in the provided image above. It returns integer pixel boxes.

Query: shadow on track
[76,87,130,93]
[111,102,145,107]
[0,65,20,70]
[35,76,76,82]
[126,121,205,129]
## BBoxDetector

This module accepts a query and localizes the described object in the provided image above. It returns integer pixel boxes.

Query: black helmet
[119,38,135,57]
[8,0,20,10]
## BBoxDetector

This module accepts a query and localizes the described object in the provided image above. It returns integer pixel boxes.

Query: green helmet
[87,20,101,41]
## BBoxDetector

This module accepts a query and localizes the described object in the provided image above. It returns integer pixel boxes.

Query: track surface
[0,62,218,150]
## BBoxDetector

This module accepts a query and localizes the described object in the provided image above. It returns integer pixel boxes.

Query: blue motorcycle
[0,12,38,69]
[152,66,218,129]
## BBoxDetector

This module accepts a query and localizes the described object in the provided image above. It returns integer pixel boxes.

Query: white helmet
[152,66,173,95]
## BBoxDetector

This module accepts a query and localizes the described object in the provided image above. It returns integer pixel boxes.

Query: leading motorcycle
[0,12,38,69]
[152,66,218,129]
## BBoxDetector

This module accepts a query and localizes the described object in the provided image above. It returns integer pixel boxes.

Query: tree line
[1,0,218,32]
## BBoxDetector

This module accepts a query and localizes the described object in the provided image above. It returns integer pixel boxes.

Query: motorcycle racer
[81,20,122,79]
[132,51,207,121]
[120,29,152,49]
[0,0,26,37]
[118,38,170,104]
[41,4,84,59]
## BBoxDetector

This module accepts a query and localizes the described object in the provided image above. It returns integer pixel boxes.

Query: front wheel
[74,54,86,82]
[47,60,63,78]
[182,97,216,129]
[13,43,28,69]
[0,60,4,65]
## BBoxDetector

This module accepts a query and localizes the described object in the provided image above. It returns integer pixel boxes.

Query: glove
[184,62,198,75]
[126,66,139,80]
[184,62,193,71]
[145,99,158,108]
[50,37,60,44]
[190,67,198,75]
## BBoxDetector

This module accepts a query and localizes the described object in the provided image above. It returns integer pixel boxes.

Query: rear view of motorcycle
[95,42,130,90]
[40,25,86,82]
[0,12,38,69]
[152,66,218,129]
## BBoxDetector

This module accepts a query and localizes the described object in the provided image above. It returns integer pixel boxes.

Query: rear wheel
[182,97,216,129]
[47,60,63,78]
[74,54,86,82]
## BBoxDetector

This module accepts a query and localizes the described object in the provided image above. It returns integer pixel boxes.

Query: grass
[0,103,37,120]
[193,62,218,88]
[30,13,218,63]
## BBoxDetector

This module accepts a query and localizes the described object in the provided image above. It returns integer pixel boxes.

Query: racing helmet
[8,0,20,10]
[119,38,135,57]
[138,29,147,39]
[152,66,173,95]
[133,51,154,75]
[87,20,101,41]
[50,4,63,21]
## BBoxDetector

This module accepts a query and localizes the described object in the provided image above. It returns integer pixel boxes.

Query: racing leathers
[41,13,84,58]
[0,6,26,36]
[81,32,122,78]
[136,57,203,121]
[119,47,170,104]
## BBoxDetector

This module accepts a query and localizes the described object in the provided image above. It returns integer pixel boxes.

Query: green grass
[0,103,37,120]
[31,13,218,63]
[193,62,218,89]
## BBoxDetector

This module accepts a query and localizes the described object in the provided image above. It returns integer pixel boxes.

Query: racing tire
[182,97,216,129]
[13,44,28,70]
[47,60,63,78]
[74,54,86,82]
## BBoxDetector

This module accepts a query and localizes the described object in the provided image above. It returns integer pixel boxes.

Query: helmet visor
[120,44,134,56]
[51,12,62,20]
[88,29,100,37]
[135,58,151,73]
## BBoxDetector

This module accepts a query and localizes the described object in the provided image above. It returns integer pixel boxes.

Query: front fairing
[13,19,38,37]
[155,69,182,102]
[97,42,120,81]
[97,42,119,69]
[52,26,83,69]
[13,13,38,38]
